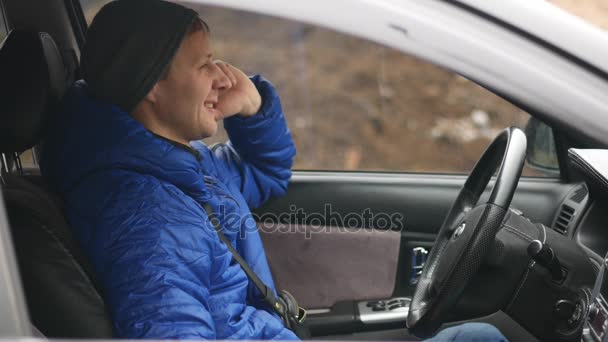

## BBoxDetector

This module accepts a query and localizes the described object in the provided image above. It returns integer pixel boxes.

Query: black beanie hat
[81,0,198,112]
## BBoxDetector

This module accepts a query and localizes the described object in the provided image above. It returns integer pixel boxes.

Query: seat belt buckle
[296,307,307,324]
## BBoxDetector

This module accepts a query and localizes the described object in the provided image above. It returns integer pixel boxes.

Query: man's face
[152,29,227,142]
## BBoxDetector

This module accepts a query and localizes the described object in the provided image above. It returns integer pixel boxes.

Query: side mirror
[524,118,560,176]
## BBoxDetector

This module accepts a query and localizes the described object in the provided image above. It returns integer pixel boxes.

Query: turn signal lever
[527,240,565,281]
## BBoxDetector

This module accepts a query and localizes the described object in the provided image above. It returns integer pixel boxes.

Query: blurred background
[67,1,608,175]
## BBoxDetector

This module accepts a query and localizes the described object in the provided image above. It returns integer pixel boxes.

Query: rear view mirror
[524,117,560,176]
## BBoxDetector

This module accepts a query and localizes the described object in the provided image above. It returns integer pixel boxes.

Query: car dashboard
[555,149,608,341]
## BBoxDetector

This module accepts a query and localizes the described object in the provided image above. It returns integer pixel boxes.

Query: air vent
[554,204,575,235]
[570,186,588,204]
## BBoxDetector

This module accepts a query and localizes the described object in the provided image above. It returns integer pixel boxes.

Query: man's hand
[214,61,262,118]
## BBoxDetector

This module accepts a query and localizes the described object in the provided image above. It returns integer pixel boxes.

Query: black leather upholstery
[4,174,113,338]
[0,30,113,338]
[0,30,69,153]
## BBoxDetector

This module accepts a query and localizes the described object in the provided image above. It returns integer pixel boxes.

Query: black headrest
[0,30,68,153]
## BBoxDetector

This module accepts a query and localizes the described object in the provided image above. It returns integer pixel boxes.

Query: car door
[177,3,584,338]
[32,0,608,341]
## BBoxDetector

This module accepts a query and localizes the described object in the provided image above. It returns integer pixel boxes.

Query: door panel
[258,172,569,235]
[254,171,575,336]
[260,224,400,309]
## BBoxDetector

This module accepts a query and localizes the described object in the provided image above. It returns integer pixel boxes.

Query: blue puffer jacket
[40,76,298,340]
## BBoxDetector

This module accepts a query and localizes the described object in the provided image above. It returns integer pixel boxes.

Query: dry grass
[193,5,531,174]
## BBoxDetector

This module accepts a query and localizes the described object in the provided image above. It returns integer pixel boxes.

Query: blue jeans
[425,323,508,341]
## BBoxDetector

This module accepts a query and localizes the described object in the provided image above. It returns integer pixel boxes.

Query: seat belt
[203,203,284,313]
[202,203,309,339]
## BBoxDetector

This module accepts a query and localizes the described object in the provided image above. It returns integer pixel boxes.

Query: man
[41,0,507,340]
[42,0,297,339]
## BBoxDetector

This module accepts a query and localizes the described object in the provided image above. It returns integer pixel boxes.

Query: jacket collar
[42,80,211,201]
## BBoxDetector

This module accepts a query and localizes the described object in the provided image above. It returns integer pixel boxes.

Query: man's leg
[425,323,507,342]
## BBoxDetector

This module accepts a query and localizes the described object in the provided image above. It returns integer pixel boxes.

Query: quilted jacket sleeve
[215,75,296,209]
[96,176,219,339]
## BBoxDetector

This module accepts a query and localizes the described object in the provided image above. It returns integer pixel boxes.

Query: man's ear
[144,83,161,104]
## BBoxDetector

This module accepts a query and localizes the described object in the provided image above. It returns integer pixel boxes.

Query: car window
[80,0,114,24]
[188,4,557,177]
[79,1,558,177]
[0,0,7,43]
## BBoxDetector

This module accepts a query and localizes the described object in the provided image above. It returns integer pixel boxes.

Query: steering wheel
[406,127,527,336]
